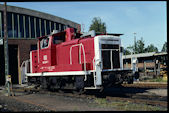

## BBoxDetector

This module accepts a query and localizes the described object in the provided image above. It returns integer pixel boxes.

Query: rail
[70,43,87,81]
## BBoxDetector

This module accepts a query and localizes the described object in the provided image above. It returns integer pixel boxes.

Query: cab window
[40,37,49,49]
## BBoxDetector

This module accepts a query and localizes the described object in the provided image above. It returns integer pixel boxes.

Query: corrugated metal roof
[153,52,167,56]
[122,52,167,59]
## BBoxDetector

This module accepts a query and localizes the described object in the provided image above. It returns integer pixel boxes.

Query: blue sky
[0,1,167,51]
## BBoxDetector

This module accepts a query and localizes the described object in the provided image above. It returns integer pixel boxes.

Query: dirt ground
[0,92,117,111]
[0,84,167,111]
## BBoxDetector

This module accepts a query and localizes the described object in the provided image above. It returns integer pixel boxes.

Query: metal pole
[134,33,136,54]
[4,2,10,96]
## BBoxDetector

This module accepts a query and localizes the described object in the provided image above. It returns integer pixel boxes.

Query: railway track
[122,82,167,89]
[35,89,167,108]
[11,82,167,108]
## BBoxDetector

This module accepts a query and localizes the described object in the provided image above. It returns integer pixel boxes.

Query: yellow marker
[5,75,14,96]
[163,73,167,81]
[6,75,11,83]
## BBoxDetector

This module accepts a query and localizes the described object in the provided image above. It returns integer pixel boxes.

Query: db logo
[42,55,48,64]
[43,55,47,60]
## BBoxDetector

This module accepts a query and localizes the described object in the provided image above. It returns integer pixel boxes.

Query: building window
[36,18,40,37]
[30,16,35,38]
[51,21,54,32]
[25,15,29,38]
[41,19,45,36]
[63,24,65,31]
[44,20,46,35]
[54,23,56,30]
[1,11,4,37]
[19,14,24,38]
[7,12,13,37]
[46,20,50,35]
[0,11,2,37]
[61,24,64,31]
[55,22,59,30]
[13,13,18,38]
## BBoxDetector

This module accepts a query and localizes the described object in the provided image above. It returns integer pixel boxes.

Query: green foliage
[135,37,145,53]
[94,98,166,111]
[123,48,131,55]
[124,37,159,54]
[144,76,167,82]
[145,44,158,52]
[123,46,133,55]
[161,42,167,52]
[89,17,106,33]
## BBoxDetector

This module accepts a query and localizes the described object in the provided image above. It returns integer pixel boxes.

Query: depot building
[0,4,80,85]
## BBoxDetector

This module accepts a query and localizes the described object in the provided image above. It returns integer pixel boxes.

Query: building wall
[123,54,167,74]
[8,39,37,65]
[0,4,80,65]
[123,62,155,69]
[0,4,80,84]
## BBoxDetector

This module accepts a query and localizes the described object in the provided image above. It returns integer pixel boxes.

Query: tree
[125,37,159,54]
[123,45,133,55]
[127,37,145,54]
[123,48,131,55]
[135,37,145,54]
[89,17,106,33]
[145,44,158,52]
[161,42,167,52]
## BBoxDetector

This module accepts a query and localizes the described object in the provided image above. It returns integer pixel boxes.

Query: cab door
[39,36,51,71]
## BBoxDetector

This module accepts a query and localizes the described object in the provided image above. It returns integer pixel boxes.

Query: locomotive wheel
[58,89,64,93]
[99,86,104,92]
[49,85,55,91]
[128,76,134,84]
[73,76,85,94]
[41,77,48,89]
[134,72,139,79]
[72,88,85,95]
[28,82,32,86]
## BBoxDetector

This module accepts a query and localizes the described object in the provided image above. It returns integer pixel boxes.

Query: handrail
[92,56,95,70]
[81,44,87,81]
[20,59,30,84]
[38,42,40,63]
[70,44,82,64]
[92,56,96,87]
[20,59,30,75]
[70,43,87,81]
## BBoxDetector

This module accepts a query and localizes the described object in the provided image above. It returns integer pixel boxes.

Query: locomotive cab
[37,29,74,69]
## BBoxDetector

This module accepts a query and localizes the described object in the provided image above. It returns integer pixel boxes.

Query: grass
[144,76,167,82]
[139,71,168,83]
[94,98,167,111]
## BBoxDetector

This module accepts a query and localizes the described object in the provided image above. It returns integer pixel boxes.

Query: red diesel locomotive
[25,28,137,92]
